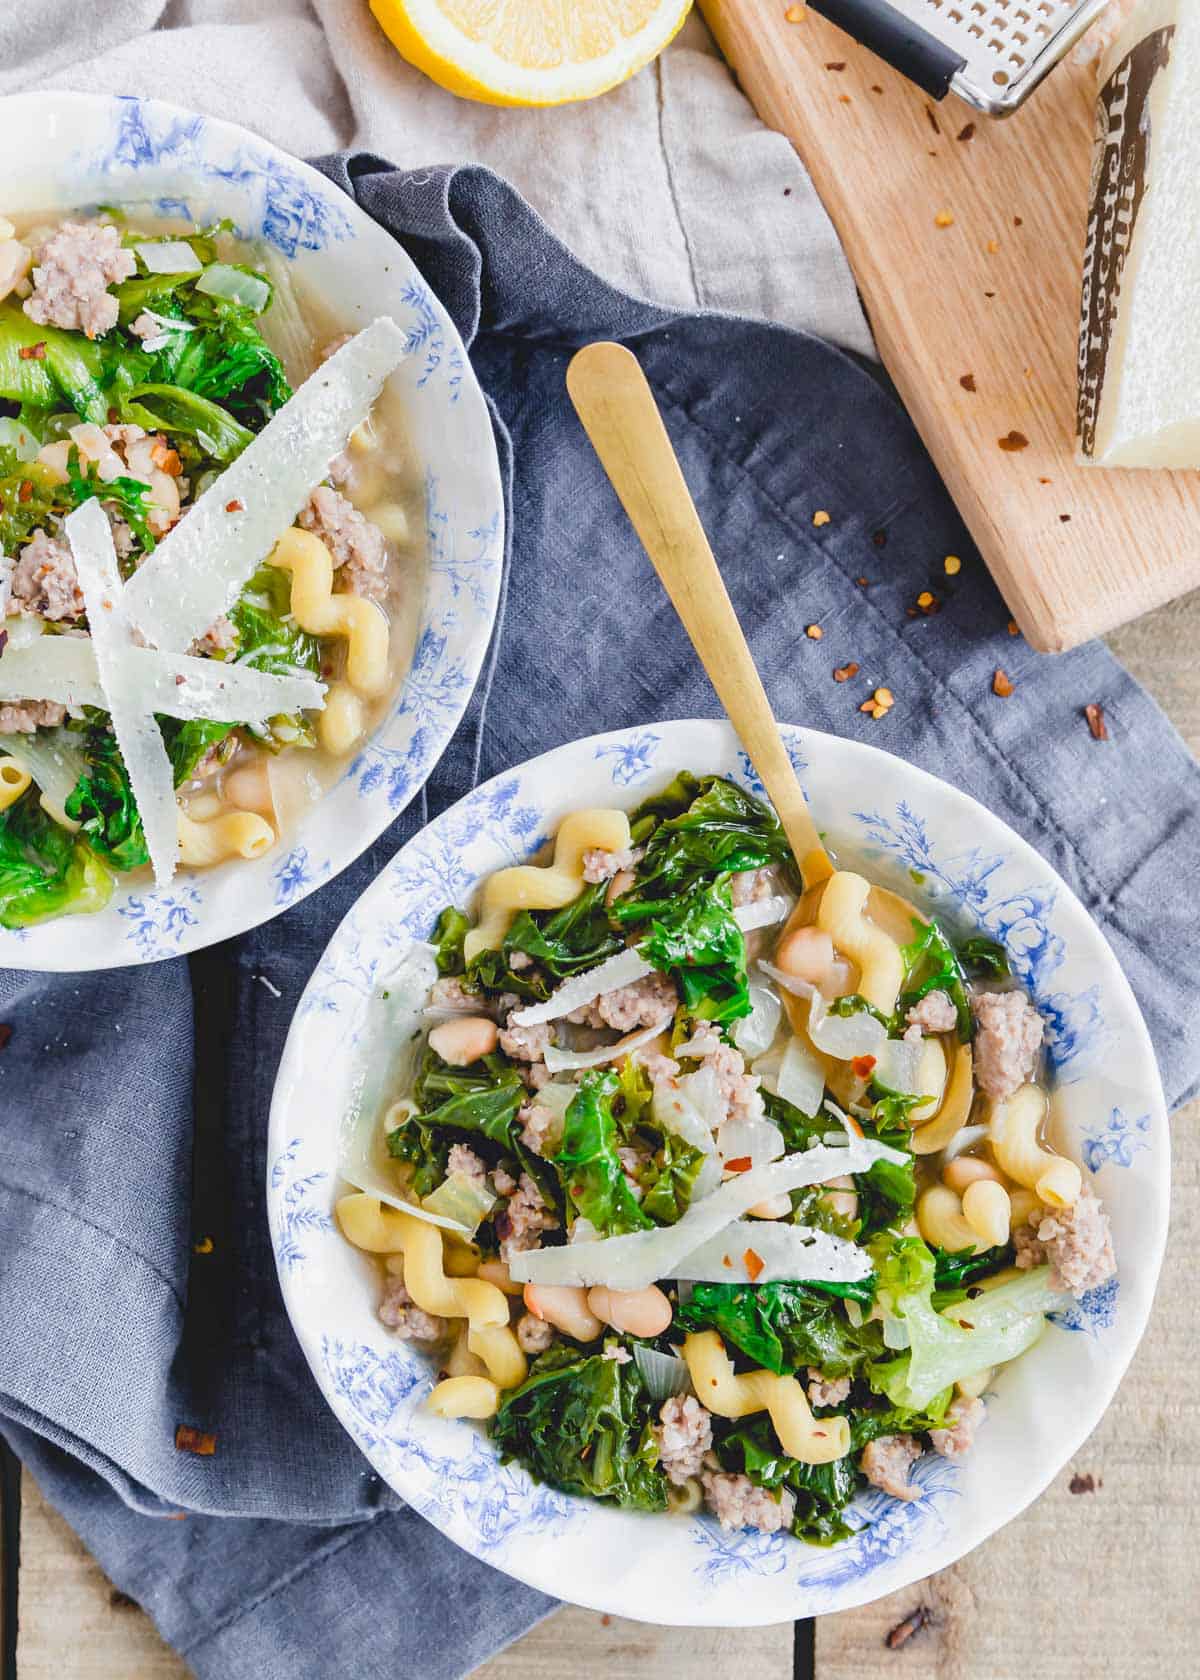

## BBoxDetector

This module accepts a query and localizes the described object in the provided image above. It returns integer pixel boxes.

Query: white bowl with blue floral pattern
[0,92,503,969]
[268,719,1168,1624]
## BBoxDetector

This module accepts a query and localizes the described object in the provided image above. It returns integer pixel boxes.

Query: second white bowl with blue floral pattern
[0,92,503,969]
[268,719,1169,1625]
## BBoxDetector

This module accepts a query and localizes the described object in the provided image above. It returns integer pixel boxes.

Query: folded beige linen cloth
[0,0,873,357]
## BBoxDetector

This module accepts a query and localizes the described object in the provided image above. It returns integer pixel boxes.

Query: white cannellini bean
[820,1173,859,1221]
[0,239,31,302]
[961,1179,1013,1248]
[746,1193,793,1219]
[523,1283,603,1342]
[774,924,835,986]
[477,1258,524,1297]
[586,1285,673,1339]
[36,440,71,484]
[942,1155,1006,1193]
[427,1016,499,1066]
[224,759,274,817]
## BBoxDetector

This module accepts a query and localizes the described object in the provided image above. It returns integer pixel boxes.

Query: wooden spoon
[566,339,833,885]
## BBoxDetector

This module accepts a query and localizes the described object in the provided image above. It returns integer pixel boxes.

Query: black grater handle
[805,0,967,98]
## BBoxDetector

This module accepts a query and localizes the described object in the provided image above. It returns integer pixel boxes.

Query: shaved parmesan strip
[733,895,791,933]
[673,1221,873,1286]
[542,1019,664,1074]
[123,318,409,651]
[65,500,178,886]
[0,637,324,721]
[510,946,653,1028]
[508,1137,906,1290]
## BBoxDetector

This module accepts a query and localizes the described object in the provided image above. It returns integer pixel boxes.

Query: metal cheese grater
[806,0,1113,112]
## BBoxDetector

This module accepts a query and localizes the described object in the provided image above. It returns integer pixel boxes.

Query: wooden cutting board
[699,0,1200,652]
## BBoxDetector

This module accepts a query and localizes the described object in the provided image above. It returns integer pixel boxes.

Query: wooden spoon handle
[566,340,832,884]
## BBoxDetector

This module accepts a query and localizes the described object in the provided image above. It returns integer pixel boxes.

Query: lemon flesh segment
[370,0,693,107]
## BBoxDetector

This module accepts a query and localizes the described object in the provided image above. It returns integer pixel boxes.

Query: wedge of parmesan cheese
[65,500,181,886]
[122,317,409,650]
[1078,0,1200,466]
[0,635,324,722]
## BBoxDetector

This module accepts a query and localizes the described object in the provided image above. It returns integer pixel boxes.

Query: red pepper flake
[959,373,976,392]
[842,1111,865,1138]
[1007,619,1020,636]
[998,430,1029,452]
[826,61,846,70]
[0,1023,11,1051]
[870,84,883,93]
[856,575,869,587]
[18,341,46,360]
[1069,1472,1099,1494]
[984,290,996,299]
[175,1424,217,1456]
[1059,512,1071,523]
[17,480,32,503]
[1084,703,1108,741]
[833,662,859,683]
[0,628,7,659]
[724,1156,752,1173]
[225,498,245,513]
[743,1248,765,1282]
[1014,215,1023,226]
[886,1605,932,1650]
[992,669,1014,698]
[957,122,976,142]
[175,673,185,685]
[721,1256,732,1268]
[925,105,941,134]
[812,1429,827,1438]
[851,1054,877,1080]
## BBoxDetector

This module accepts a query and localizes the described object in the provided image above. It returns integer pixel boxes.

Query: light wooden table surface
[5,592,1198,1679]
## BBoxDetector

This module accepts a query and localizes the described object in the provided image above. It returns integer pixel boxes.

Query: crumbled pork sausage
[0,699,67,734]
[1012,1183,1115,1294]
[518,1100,561,1157]
[638,1049,681,1086]
[299,485,389,603]
[602,1344,632,1364]
[429,976,482,1013]
[676,1020,764,1124]
[318,332,354,364]
[378,1276,447,1341]
[581,845,642,884]
[806,1368,851,1408]
[860,1434,922,1501]
[446,1143,489,1187]
[128,311,158,341]
[496,1172,558,1262]
[617,1144,646,1198]
[188,614,238,657]
[972,988,1044,1099]
[568,970,678,1033]
[516,1312,556,1354]
[701,1469,796,1533]
[930,1396,986,1459]
[906,988,959,1035]
[24,220,135,339]
[491,1162,518,1197]
[10,528,84,620]
[656,1395,713,1485]
[730,866,779,907]
[498,1016,555,1063]
[508,950,533,970]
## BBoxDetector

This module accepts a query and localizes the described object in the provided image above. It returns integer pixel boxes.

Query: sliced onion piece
[65,500,178,885]
[543,1018,664,1074]
[510,946,653,1028]
[653,1067,720,1155]
[776,1033,826,1116]
[717,1116,784,1168]
[758,958,815,999]
[732,983,782,1059]
[134,240,202,273]
[196,262,271,313]
[0,724,86,819]
[633,1344,692,1403]
[123,318,409,652]
[807,991,888,1061]
[508,1136,907,1290]
[674,1220,873,1286]
[733,895,791,933]
[421,1170,496,1235]
[0,417,40,461]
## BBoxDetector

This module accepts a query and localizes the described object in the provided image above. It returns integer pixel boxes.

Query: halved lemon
[370,0,693,107]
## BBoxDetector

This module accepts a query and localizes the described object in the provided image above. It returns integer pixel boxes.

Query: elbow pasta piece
[916,1184,986,1254]
[269,527,390,698]
[988,1084,1082,1209]
[909,1036,948,1124]
[0,756,32,812]
[427,1375,500,1419]
[464,806,633,961]
[960,1178,1012,1248]
[683,1331,850,1465]
[1007,1186,1040,1232]
[816,870,904,1014]
[910,1042,975,1155]
[178,807,275,866]
[317,679,367,756]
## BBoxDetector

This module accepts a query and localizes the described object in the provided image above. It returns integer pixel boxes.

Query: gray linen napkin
[1,159,1196,1678]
